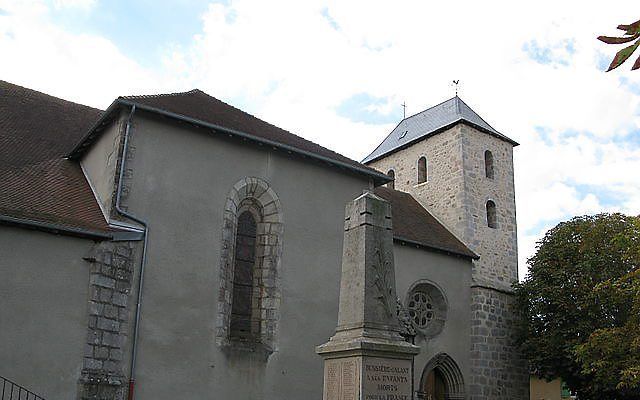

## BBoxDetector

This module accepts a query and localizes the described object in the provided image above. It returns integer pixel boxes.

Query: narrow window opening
[484,150,494,179]
[387,170,395,190]
[486,200,497,229]
[230,211,260,341]
[417,156,427,184]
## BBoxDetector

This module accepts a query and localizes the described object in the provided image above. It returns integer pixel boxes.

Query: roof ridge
[131,89,363,166]
[0,79,103,113]
[120,88,201,100]
[455,96,501,134]
[406,96,458,121]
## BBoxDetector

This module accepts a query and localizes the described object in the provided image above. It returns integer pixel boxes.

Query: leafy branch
[598,19,640,71]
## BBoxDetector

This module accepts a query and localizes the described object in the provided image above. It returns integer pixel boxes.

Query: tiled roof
[363,96,518,163]
[0,159,112,235]
[0,81,112,237]
[0,82,388,237]
[374,186,478,259]
[0,80,102,170]
[70,89,389,184]
[0,81,475,250]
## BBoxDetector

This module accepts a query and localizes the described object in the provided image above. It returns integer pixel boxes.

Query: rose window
[407,291,434,328]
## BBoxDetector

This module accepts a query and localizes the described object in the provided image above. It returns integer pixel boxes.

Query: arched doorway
[423,368,447,400]
[417,353,465,400]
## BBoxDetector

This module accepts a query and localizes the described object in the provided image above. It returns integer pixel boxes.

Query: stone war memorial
[317,191,420,400]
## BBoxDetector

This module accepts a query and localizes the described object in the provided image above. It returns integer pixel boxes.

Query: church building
[0,80,528,400]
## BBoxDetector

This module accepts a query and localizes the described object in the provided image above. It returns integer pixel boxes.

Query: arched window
[486,200,497,228]
[484,150,494,179]
[387,169,395,190]
[417,156,427,184]
[217,177,283,355]
[230,211,259,340]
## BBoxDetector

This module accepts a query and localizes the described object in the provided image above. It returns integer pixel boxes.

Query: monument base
[316,338,419,400]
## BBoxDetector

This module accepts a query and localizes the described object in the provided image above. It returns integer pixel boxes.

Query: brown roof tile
[374,186,477,259]
[0,80,102,169]
[105,90,386,182]
[0,158,112,234]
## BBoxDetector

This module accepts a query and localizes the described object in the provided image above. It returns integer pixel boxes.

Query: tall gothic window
[417,156,427,184]
[484,150,494,179]
[230,211,260,340]
[387,169,395,189]
[486,200,497,228]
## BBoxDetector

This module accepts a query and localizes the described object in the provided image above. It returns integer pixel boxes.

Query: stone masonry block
[91,274,116,289]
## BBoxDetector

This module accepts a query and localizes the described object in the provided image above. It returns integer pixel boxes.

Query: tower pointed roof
[362,96,518,164]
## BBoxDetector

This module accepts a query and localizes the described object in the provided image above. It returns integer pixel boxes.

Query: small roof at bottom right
[374,186,478,260]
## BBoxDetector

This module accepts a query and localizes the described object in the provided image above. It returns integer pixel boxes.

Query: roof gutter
[394,235,479,260]
[69,99,391,186]
[0,215,113,240]
[363,119,519,164]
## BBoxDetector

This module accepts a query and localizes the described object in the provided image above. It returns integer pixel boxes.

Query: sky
[1,0,639,280]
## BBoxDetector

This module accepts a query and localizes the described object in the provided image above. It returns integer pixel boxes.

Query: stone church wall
[368,125,467,237]
[77,241,137,400]
[470,286,528,400]
[459,126,518,288]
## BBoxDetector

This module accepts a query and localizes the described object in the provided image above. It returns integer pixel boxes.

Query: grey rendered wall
[0,226,92,399]
[81,114,123,219]
[119,112,371,400]
[394,244,472,398]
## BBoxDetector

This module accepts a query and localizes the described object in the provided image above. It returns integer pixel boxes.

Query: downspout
[113,105,147,400]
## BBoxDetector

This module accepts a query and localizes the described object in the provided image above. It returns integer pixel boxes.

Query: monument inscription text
[363,357,412,400]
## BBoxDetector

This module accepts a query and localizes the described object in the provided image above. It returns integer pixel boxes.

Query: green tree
[598,19,640,71]
[514,214,640,399]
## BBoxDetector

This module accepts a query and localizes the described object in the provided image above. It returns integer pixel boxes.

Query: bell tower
[363,96,528,400]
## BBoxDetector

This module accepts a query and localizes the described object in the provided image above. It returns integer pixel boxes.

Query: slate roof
[70,89,389,185]
[374,186,478,259]
[363,96,518,164]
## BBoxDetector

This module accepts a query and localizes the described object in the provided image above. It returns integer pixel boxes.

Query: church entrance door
[423,368,446,400]
[418,353,465,400]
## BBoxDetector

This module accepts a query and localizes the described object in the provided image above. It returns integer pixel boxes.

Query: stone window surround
[404,279,447,339]
[387,168,395,189]
[484,149,495,180]
[486,199,497,229]
[216,177,284,358]
[416,155,429,185]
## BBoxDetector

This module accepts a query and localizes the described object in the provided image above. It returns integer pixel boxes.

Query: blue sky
[48,0,212,67]
[1,0,639,278]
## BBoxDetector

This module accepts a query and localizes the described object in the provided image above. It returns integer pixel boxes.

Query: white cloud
[1,0,639,280]
[52,0,95,10]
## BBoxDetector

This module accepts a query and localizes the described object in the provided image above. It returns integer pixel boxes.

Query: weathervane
[451,80,460,96]
[401,101,406,119]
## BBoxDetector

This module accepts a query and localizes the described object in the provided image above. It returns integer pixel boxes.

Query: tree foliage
[598,19,640,71]
[514,214,640,399]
